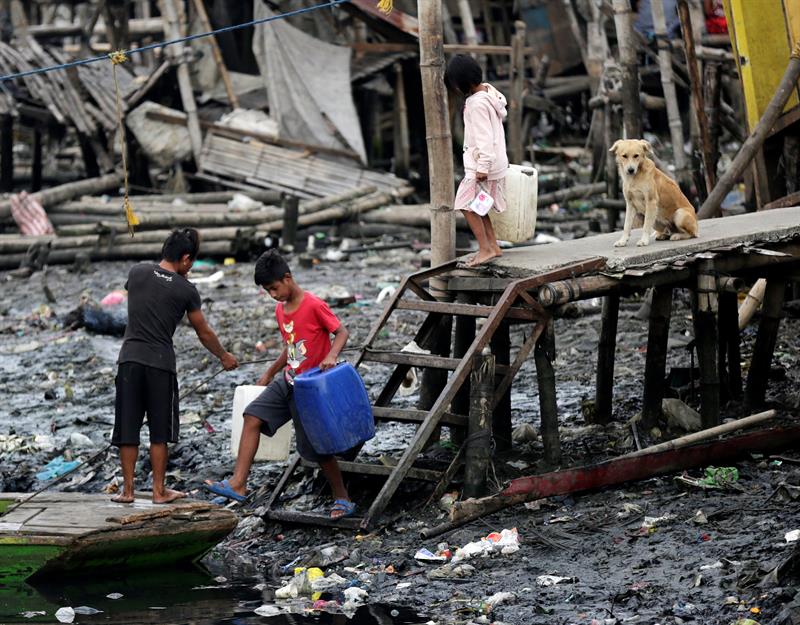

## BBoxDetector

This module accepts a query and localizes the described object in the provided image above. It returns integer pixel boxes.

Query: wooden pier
[263,206,800,529]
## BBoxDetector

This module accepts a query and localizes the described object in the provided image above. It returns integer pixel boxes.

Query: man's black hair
[254,249,291,286]
[161,228,200,262]
[444,54,483,96]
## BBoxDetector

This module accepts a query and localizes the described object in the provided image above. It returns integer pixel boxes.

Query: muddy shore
[2,249,800,625]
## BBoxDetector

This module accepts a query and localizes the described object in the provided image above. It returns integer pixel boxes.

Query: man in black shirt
[112,228,238,504]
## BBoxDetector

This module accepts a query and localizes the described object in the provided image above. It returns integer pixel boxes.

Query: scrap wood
[422,410,783,538]
[106,501,215,525]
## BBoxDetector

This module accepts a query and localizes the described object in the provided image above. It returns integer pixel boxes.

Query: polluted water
[0,565,427,624]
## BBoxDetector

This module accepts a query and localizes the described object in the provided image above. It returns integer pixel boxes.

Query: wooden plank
[396,299,535,320]
[264,509,362,530]
[362,350,511,375]
[300,459,440,482]
[372,406,467,428]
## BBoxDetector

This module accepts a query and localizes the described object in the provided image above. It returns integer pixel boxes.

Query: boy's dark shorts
[113,362,179,446]
[244,376,331,463]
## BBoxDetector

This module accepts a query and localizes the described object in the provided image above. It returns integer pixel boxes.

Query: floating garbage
[451,528,520,563]
[55,607,75,623]
[536,575,577,587]
[254,605,281,617]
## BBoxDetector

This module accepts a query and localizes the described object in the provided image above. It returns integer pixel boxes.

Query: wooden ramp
[262,207,800,529]
[0,493,237,582]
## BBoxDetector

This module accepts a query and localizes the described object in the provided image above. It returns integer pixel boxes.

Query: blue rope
[0,0,351,83]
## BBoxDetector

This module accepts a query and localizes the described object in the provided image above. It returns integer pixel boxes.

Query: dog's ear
[609,140,622,154]
[639,139,654,157]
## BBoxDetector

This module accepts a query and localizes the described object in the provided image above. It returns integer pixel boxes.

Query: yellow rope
[109,50,139,237]
[376,0,393,14]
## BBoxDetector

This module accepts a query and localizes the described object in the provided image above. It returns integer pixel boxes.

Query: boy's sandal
[330,499,357,520]
[204,479,247,503]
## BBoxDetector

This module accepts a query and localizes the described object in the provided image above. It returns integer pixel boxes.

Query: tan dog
[610,139,698,247]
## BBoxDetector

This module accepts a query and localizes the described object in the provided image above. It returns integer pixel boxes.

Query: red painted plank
[502,426,800,498]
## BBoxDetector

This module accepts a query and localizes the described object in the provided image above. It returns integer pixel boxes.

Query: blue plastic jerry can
[293,363,375,455]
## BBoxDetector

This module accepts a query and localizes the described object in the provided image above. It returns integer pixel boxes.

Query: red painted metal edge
[502,425,800,498]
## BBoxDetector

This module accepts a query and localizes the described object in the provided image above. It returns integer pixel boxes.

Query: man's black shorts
[113,362,179,446]
[244,376,331,463]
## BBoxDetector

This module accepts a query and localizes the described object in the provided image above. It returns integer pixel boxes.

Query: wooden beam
[463,352,494,498]
[594,294,620,424]
[535,320,560,466]
[693,262,721,428]
[746,279,786,407]
[641,286,674,429]
[189,0,239,109]
[490,318,512,451]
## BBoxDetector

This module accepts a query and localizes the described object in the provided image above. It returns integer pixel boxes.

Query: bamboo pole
[189,0,239,109]
[677,0,715,195]
[651,0,689,188]
[698,42,800,219]
[418,0,455,297]
[159,0,204,167]
[611,0,642,138]
[393,63,410,179]
[508,21,526,164]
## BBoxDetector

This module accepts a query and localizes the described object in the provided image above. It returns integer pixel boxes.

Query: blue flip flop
[331,499,356,520]
[204,479,246,503]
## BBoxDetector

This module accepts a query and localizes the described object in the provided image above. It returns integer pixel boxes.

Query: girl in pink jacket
[445,54,509,267]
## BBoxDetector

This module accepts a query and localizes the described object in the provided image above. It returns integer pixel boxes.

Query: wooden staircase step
[362,350,510,374]
[372,406,467,428]
[396,299,535,321]
[301,459,441,482]
[263,509,362,529]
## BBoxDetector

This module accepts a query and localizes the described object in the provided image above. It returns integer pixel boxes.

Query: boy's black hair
[161,228,200,262]
[254,249,291,286]
[444,54,483,96]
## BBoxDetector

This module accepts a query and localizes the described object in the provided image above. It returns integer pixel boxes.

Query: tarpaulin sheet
[252,3,366,163]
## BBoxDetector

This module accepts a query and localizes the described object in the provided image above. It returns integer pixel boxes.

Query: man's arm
[257,348,288,385]
[320,325,349,370]
[186,309,238,370]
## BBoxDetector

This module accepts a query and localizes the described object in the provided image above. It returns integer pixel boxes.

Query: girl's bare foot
[111,492,135,504]
[464,250,501,267]
[152,488,186,504]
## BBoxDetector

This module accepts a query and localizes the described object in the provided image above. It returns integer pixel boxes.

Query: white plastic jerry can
[489,164,538,243]
[230,385,293,462]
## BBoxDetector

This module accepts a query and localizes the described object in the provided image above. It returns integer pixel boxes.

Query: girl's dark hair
[161,228,200,262]
[254,249,291,286]
[444,54,483,96]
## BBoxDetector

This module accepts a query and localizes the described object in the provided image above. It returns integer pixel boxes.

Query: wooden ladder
[262,257,605,529]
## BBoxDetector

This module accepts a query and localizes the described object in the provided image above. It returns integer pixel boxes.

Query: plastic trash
[36,456,81,481]
[343,587,368,604]
[536,575,577,587]
[227,193,264,212]
[415,548,446,563]
[485,592,516,608]
[641,514,677,531]
[55,607,75,623]
[73,607,102,615]
[69,432,95,449]
[311,573,347,592]
[100,290,127,306]
[452,528,520,562]
[254,605,281,617]
[106,593,123,600]
[785,530,799,543]
[676,466,740,490]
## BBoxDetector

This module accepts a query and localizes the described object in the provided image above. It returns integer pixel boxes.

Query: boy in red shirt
[205,250,354,519]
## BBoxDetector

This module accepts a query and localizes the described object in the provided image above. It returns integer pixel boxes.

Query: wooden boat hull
[0,493,238,582]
